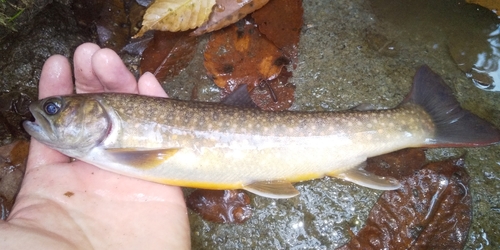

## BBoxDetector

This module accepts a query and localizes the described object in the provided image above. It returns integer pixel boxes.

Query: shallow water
[0,0,499,248]
[164,0,500,248]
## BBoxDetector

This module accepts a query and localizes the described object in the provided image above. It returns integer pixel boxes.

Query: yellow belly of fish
[88,131,427,190]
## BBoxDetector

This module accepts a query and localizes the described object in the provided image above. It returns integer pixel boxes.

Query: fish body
[23,66,500,198]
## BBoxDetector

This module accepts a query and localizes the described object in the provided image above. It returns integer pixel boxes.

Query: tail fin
[405,65,500,147]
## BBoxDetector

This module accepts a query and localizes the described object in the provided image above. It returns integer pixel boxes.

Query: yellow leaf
[192,0,270,36]
[134,0,216,38]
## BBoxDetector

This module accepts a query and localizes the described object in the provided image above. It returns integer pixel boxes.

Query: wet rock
[0,2,90,145]
[0,0,52,39]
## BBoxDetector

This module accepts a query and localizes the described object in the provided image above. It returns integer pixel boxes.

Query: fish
[23,65,500,198]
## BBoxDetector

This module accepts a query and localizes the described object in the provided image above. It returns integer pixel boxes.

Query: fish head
[23,95,111,158]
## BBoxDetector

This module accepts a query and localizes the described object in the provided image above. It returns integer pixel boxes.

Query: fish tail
[405,65,500,147]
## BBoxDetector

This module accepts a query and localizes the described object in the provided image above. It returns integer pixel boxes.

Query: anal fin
[243,180,299,199]
[106,148,180,169]
[331,163,401,190]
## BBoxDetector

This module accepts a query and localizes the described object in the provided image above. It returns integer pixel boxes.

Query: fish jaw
[24,95,113,158]
[23,102,62,149]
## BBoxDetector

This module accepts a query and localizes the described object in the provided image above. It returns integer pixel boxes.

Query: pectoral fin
[331,164,401,190]
[106,148,180,169]
[243,180,299,199]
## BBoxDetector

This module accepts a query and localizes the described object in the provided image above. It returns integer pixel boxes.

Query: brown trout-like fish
[23,66,500,198]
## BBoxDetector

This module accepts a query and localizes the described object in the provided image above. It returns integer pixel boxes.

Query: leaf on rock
[134,0,217,37]
[192,0,270,36]
[95,0,138,50]
[140,30,198,81]
[365,148,426,181]
[204,18,286,94]
[186,189,252,223]
[338,158,472,250]
[252,0,303,67]
[250,68,295,111]
[73,0,147,52]
[0,140,29,220]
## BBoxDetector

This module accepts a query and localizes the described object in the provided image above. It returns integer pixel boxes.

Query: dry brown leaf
[365,148,426,180]
[134,0,216,37]
[339,158,472,250]
[192,0,270,36]
[252,0,303,67]
[0,140,29,219]
[204,18,284,93]
[140,30,198,81]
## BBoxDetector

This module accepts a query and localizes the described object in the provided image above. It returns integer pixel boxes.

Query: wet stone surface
[0,0,500,249]
[0,2,88,145]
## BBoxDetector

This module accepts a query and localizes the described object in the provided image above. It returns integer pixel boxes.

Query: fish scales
[102,94,434,147]
[23,66,500,198]
[95,94,435,185]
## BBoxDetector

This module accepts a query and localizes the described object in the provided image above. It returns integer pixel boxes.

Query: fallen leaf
[338,157,472,249]
[121,33,155,55]
[204,18,285,94]
[250,68,295,111]
[252,0,303,67]
[187,189,252,223]
[95,0,136,50]
[365,148,426,180]
[134,0,217,37]
[140,30,198,81]
[73,0,147,52]
[0,140,29,220]
[192,0,270,36]
[364,30,398,57]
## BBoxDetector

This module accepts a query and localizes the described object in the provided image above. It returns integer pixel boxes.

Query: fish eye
[43,100,61,115]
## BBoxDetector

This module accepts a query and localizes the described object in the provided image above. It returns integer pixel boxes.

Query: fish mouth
[23,103,55,144]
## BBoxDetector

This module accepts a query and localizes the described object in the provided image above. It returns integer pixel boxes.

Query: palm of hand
[0,43,190,249]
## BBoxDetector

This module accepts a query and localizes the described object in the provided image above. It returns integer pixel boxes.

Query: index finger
[74,44,138,94]
[38,55,74,98]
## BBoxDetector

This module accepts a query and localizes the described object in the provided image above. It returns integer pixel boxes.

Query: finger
[74,43,102,93]
[38,55,74,99]
[28,55,73,168]
[91,48,138,94]
[137,72,168,98]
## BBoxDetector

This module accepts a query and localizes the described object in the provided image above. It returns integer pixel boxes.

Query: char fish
[23,66,500,198]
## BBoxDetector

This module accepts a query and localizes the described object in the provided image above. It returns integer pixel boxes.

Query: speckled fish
[23,66,500,198]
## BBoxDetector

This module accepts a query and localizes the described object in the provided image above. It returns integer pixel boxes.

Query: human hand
[0,43,190,249]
